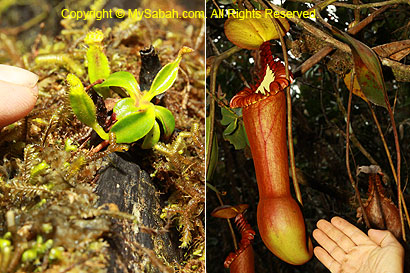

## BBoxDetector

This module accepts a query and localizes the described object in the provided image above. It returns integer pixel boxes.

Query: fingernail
[0,64,39,89]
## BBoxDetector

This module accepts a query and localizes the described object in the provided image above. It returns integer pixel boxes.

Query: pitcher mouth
[230,41,292,109]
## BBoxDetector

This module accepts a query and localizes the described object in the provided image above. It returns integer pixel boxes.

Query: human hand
[313,216,404,273]
[0,64,38,129]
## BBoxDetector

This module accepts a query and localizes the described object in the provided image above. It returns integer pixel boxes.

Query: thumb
[368,229,401,248]
[0,65,38,129]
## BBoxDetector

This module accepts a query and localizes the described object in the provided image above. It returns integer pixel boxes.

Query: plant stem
[345,72,370,228]
[381,80,405,241]
[334,90,378,165]
[215,190,239,251]
[368,103,410,233]
[205,89,241,119]
[93,124,109,140]
[207,46,241,252]
[261,0,303,205]
[206,46,241,173]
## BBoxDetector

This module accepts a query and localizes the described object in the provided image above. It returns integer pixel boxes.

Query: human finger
[316,219,355,253]
[313,228,346,263]
[314,246,341,273]
[368,229,403,249]
[331,217,370,245]
[0,65,38,129]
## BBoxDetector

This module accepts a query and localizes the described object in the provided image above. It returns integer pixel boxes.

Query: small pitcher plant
[67,29,192,148]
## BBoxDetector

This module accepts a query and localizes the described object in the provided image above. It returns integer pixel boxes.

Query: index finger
[331,217,371,246]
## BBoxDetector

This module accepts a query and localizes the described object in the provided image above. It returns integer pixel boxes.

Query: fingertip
[0,81,38,128]
[312,228,321,239]
[330,216,343,224]
[312,228,323,237]
[0,64,39,89]
[0,65,39,128]
[316,219,329,228]
[313,246,325,258]
[330,216,351,229]
[368,229,399,246]
[313,246,322,253]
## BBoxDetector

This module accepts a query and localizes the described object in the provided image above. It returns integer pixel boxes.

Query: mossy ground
[0,0,204,272]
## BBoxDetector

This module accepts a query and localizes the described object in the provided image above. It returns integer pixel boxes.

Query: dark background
[206,1,410,272]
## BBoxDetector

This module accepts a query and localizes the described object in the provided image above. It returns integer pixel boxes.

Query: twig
[85,79,104,91]
[269,4,351,52]
[211,0,222,13]
[295,5,390,74]
[333,89,378,165]
[307,0,338,12]
[269,4,405,74]
[205,89,240,119]
[368,103,397,182]
[381,77,405,241]
[207,46,242,252]
[206,46,241,173]
[381,58,410,82]
[296,47,334,74]
[131,241,174,273]
[353,1,360,24]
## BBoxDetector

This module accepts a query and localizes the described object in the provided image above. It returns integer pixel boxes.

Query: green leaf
[206,116,218,181]
[154,106,175,138]
[110,105,155,143]
[85,30,111,98]
[67,74,109,140]
[114,98,139,120]
[99,71,141,102]
[220,107,247,149]
[141,121,161,149]
[331,28,386,108]
[143,46,193,101]
[67,74,97,127]
[220,107,241,125]
[223,119,238,135]
[223,119,248,150]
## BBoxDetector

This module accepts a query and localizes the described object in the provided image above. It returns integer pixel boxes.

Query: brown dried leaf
[358,174,402,239]
[373,40,410,61]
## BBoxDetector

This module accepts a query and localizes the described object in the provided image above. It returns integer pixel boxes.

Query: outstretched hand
[313,216,404,273]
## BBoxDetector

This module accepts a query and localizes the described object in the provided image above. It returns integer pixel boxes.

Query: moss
[0,0,204,272]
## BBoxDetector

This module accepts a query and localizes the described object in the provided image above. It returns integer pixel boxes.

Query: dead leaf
[332,28,387,108]
[344,71,369,104]
[373,40,410,61]
[357,174,402,239]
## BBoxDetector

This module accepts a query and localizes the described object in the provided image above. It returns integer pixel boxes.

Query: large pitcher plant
[225,17,313,265]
